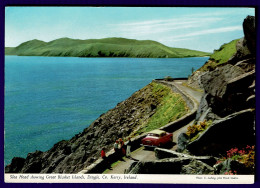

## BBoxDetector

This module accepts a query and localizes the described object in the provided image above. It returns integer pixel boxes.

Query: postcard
[4,6,255,184]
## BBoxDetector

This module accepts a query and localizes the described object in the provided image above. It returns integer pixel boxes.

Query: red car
[141,129,173,148]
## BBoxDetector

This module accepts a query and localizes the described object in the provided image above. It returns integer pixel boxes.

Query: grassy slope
[5,37,211,58]
[209,39,239,64]
[134,82,189,135]
[198,39,239,72]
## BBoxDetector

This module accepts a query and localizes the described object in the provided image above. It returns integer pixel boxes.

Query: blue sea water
[4,56,208,165]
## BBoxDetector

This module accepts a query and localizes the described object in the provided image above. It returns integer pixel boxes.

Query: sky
[5,7,255,52]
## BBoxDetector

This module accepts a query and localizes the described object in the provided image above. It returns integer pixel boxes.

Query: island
[5,37,210,58]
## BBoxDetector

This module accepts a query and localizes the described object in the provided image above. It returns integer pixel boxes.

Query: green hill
[209,39,240,64]
[198,39,240,72]
[5,37,211,58]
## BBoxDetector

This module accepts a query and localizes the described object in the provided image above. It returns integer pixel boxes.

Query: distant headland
[5,37,211,58]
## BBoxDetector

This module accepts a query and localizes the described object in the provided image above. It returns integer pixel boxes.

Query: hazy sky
[5,7,255,52]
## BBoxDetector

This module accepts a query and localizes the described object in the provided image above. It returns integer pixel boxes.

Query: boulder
[235,59,255,73]
[231,38,251,61]
[176,133,189,152]
[181,159,214,175]
[222,70,255,112]
[200,64,245,99]
[195,93,220,122]
[187,109,255,156]
[243,16,256,55]
[200,64,255,117]
[228,16,255,63]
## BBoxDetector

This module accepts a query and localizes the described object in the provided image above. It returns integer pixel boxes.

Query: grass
[209,39,239,64]
[5,37,211,58]
[197,39,240,72]
[135,82,189,135]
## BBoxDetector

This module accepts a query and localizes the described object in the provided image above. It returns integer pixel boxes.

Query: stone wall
[154,148,217,166]
[125,158,214,174]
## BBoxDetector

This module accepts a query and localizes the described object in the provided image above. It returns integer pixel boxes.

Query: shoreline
[4,55,210,59]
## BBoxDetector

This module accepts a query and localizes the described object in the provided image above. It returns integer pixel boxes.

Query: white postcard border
[5,174,254,184]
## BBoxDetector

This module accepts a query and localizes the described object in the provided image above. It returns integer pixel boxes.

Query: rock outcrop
[184,16,255,157]
[187,109,255,156]
[187,70,205,90]
[199,64,255,117]
[229,15,256,63]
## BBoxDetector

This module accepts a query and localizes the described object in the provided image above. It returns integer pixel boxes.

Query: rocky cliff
[184,16,255,157]
[5,82,188,173]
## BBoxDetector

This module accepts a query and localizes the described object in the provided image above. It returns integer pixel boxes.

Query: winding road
[103,80,203,174]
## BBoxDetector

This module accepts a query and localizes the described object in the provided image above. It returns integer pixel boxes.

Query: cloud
[109,10,243,50]
[109,8,250,40]
[111,15,224,37]
[167,26,242,41]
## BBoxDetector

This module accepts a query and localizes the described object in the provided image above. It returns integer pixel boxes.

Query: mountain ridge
[5,37,211,58]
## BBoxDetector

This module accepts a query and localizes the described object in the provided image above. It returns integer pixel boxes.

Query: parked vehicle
[141,129,173,148]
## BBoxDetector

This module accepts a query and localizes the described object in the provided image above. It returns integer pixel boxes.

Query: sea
[4,56,208,165]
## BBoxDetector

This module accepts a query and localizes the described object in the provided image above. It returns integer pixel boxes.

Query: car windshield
[147,133,159,137]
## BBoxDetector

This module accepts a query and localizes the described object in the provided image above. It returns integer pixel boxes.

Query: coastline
[5,79,193,173]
